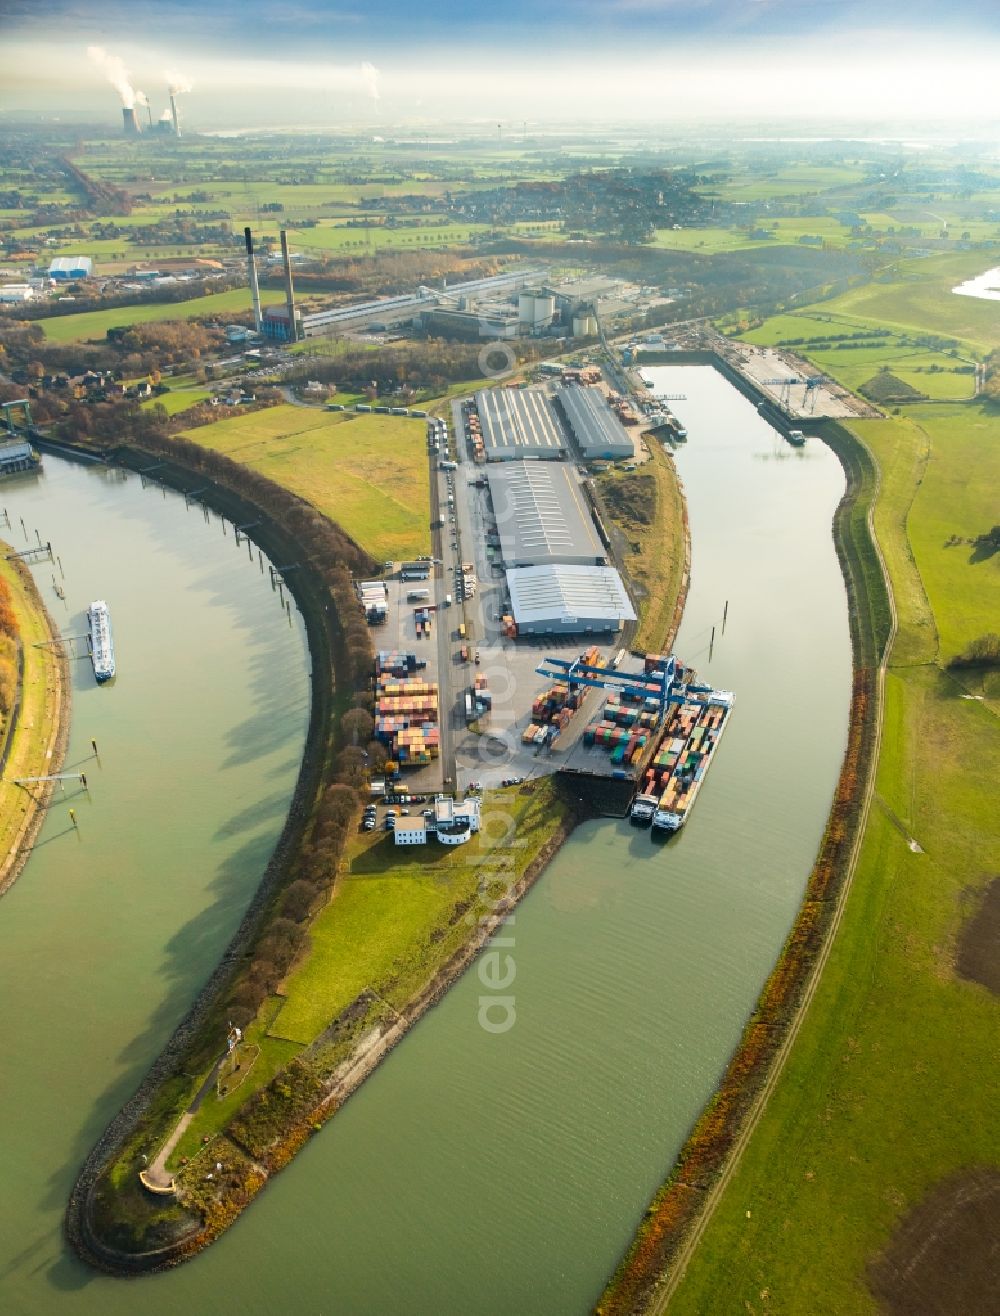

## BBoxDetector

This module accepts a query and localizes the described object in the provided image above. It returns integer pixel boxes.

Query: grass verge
[628,406,1000,1314]
[178,405,430,562]
[0,553,68,898]
[594,441,688,651]
[597,421,889,1316]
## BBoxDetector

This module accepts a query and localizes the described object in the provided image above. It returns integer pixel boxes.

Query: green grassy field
[288,222,489,252]
[36,286,284,343]
[809,251,1000,354]
[178,404,430,561]
[667,406,1000,1314]
[140,387,213,415]
[901,404,1000,660]
[742,311,978,401]
[168,779,571,1165]
[272,782,567,1042]
[702,164,869,201]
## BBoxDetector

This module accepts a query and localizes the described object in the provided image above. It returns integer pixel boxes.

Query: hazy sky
[2,0,998,128]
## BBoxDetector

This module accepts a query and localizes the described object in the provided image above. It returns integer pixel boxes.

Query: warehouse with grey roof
[475,387,566,461]
[506,564,636,636]
[555,384,635,461]
[486,461,606,568]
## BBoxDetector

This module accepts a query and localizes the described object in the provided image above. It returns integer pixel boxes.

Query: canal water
[0,365,851,1316]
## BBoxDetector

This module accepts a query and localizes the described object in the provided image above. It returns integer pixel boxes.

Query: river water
[0,366,850,1315]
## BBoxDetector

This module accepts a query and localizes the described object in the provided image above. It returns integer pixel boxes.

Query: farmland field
[742,311,978,401]
[667,400,1000,1315]
[807,251,1000,354]
[178,404,430,560]
[35,286,285,342]
[665,278,1000,1310]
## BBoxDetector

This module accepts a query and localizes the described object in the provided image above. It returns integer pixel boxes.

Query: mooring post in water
[91,738,98,756]
[723,599,729,631]
[709,625,715,660]
[35,529,42,547]
[80,772,88,791]
[258,550,264,572]
[20,516,25,535]
[69,808,77,829]
[58,556,64,577]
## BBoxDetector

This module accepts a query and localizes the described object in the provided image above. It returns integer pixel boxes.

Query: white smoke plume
[360,61,380,102]
[87,45,138,108]
[135,89,149,107]
[165,70,193,96]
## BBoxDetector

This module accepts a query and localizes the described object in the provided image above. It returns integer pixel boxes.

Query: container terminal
[530,648,733,830]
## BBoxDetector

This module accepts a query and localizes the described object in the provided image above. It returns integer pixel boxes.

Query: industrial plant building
[48,257,92,280]
[505,564,635,636]
[486,461,605,569]
[554,384,635,462]
[475,388,566,462]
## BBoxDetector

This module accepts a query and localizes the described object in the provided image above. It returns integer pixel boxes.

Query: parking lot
[377,566,448,797]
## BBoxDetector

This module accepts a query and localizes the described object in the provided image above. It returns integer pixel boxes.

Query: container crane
[534,654,682,718]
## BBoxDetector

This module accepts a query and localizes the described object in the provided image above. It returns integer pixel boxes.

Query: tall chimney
[146,103,153,129]
[279,229,299,343]
[244,226,263,333]
[122,106,141,136]
[169,93,181,137]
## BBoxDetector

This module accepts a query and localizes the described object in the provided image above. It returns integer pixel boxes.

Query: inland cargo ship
[87,600,116,683]
[630,687,734,834]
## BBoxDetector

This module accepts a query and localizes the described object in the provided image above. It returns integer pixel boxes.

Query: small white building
[434,795,481,847]
[394,823,428,846]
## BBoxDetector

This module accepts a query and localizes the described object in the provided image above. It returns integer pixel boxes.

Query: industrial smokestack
[244,227,263,334]
[279,230,299,343]
[122,106,141,136]
[145,102,153,129]
[169,93,180,137]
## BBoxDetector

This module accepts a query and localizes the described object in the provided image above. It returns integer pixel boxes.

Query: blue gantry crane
[534,652,681,720]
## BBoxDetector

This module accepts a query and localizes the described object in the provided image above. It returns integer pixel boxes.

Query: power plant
[92,49,191,136]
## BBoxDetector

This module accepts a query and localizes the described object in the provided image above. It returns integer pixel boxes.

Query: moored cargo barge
[630,685,734,834]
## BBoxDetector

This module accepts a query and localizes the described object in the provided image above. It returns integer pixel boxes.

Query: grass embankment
[36,287,285,343]
[0,553,67,897]
[663,403,1000,1314]
[595,442,687,651]
[178,405,430,562]
[598,422,891,1316]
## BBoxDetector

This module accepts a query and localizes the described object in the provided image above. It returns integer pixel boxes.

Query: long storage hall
[486,461,606,568]
[475,387,567,461]
[505,563,636,636]
[554,384,635,461]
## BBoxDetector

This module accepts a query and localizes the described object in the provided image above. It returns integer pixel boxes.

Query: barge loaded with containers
[631,686,734,834]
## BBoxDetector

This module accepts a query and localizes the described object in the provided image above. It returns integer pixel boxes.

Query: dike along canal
[0,363,850,1316]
